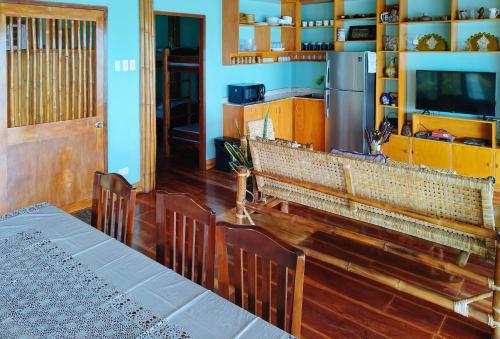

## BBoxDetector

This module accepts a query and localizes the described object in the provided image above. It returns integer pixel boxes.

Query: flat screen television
[416,70,497,117]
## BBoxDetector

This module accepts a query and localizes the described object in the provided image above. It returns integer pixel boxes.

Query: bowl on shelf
[271,47,286,52]
[267,17,280,25]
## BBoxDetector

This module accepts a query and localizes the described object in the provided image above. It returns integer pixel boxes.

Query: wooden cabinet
[411,138,452,170]
[495,150,500,187]
[452,144,494,178]
[381,135,411,163]
[293,98,325,151]
[223,98,323,146]
[268,100,294,141]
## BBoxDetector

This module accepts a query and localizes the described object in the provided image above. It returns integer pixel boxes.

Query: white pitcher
[489,8,500,19]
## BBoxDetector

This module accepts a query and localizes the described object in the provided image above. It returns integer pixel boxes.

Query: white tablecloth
[0,203,291,339]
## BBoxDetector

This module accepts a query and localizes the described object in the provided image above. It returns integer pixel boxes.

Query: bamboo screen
[6,17,96,128]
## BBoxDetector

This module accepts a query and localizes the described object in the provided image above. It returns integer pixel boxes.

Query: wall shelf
[336,17,377,21]
[223,0,335,65]
[402,20,452,24]
[302,25,334,29]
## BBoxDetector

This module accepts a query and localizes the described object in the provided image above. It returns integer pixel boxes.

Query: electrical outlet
[122,60,129,72]
[129,59,136,71]
[114,60,121,72]
[118,167,129,176]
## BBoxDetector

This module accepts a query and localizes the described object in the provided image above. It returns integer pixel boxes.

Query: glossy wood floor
[131,156,492,339]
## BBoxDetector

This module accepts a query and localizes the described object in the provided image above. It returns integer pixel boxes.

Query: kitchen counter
[223,88,324,107]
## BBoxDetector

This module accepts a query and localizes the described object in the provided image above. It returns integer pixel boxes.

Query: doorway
[154,12,205,170]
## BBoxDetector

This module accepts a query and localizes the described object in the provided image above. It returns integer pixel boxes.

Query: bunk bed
[160,47,200,157]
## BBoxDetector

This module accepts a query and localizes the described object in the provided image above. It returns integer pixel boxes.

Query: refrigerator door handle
[325,90,330,117]
[325,61,331,89]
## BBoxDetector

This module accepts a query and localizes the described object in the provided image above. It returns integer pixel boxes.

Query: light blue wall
[46,0,141,184]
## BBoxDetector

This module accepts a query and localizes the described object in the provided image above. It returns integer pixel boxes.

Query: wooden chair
[216,222,305,337]
[91,172,137,246]
[156,192,216,290]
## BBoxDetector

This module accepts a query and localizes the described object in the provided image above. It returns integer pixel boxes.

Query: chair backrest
[91,172,136,246]
[246,118,275,140]
[156,192,216,290]
[216,222,305,337]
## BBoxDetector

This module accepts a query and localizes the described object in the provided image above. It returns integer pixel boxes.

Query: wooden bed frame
[161,48,200,157]
[234,138,500,337]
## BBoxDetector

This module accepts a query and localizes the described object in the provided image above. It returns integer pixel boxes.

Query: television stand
[412,113,497,148]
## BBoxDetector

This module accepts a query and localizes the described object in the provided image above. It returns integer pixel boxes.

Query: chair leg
[493,235,500,338]
[456,251,470,267]
[280,201,289,213]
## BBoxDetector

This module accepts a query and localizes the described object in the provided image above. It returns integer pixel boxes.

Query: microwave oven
[228,83,266,104]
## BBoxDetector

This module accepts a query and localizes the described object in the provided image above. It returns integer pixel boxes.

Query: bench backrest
[250,139,496,259]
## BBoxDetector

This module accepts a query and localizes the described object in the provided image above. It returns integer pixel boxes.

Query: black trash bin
[214,137,240,172]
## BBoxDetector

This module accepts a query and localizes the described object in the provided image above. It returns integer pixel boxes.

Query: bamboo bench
[234,138,500,337]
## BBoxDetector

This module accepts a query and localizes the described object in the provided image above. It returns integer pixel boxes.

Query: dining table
[0,203,293,339]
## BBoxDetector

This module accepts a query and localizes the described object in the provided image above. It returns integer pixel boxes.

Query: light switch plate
[122,60,129,72]
[114,60,121,72]
[129,59,136,71]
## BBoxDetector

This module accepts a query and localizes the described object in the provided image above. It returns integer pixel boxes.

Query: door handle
[326,61,331,88]
[95,121,104,129]
[325,91,330,117]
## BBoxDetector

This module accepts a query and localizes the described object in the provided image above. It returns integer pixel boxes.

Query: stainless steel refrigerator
[325,51,375,154]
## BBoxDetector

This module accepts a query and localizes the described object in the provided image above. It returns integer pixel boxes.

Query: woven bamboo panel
[250,139,496,259]
[6,17,96,128]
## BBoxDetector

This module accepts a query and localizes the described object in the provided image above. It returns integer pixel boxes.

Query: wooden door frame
[0,0,108,212]
[154,10,207,170]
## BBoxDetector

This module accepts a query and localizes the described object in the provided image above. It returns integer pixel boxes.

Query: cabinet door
[381,135,411,163]
[495,150,500,188]
[452,144,494,178]
[411,138,452,170]
[293,98,325,151]
[268,100,294,141]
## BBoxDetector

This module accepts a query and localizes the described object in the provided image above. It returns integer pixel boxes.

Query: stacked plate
[240,13,255,25]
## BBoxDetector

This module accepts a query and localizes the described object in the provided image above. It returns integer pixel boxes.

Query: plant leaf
[263,108,270,140]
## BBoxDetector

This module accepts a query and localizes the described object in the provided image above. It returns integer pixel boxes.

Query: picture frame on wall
[348,25,376,41]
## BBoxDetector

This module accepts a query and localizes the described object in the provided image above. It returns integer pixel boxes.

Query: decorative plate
[465,33,499,52]
[416,34,448,51]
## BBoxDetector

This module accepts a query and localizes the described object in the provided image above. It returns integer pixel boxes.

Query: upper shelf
[337,17,377,22]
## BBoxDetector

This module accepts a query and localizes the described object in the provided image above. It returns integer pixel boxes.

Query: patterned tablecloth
[0,203,292,339]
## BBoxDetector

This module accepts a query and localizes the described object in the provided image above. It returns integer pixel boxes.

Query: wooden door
[411,138,452,170]
[495,150,500,188]
[268,99,293,141]
[452,144,494,178]
[381,135,411,163]
[0,3,106,213]
[293,98,325,151]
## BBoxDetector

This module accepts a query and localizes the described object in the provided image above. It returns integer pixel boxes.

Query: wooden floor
[132,157,492,339]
